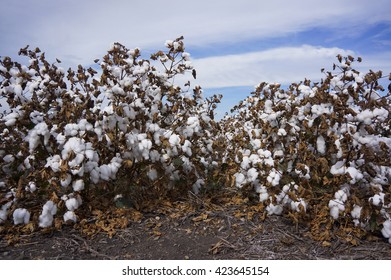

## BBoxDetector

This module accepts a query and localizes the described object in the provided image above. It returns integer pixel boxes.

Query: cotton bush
[219,55,391,242]
[0,37,220,227]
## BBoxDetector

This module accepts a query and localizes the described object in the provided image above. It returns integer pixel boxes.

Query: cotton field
[1,38,390,244]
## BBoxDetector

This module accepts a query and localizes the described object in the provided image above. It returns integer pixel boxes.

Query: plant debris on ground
[1,190,390,259]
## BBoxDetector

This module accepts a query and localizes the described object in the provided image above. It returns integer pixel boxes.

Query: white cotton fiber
[351,205,362,219]
[38,200,57,228]
[257,185,269,202]
[65,197,81,211]
[346,167,363,184]
[290,199,307,212]
[61,174,72,187]
[63,211,77,223]
[234,173,246,187]
[26,181,37,193]
[267,169,281,186]
[3,154,15,163]
[316,135,326,154]
[72,179,85,192]
[247,168,258,182]
[99,164,110,181]
[13,208,30,225]
[169,134,181,147]
[328,199,345,220]
[147,168,158,181]
[45,155,62,172]
[259,192,269,202]
[252,139,261,149]
[26,122,50,152]
[369,193,384,206]
[192,179,204,194]
[277,128,287,136]
[381,220,391,243]
[239,156,250,170]
[329,205,340,220]
[0,209,7,223]
[330,161,346,175]
[266,203,283,215]
[335,190,348,202]
[149,150,160,162]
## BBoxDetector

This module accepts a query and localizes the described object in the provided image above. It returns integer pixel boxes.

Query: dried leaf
[192,213,208,222]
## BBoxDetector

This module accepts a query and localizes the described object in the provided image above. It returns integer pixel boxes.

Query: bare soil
[1,193,391,260]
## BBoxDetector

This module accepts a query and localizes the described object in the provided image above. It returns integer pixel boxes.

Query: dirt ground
[1,192,391,260]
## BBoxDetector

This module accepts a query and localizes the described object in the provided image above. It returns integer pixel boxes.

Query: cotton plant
[0,37,220,228]
[219,55,391,242]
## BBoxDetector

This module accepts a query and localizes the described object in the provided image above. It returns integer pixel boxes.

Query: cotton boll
[149,150,160,162]
[290,199,307,212]
[328,200,345,220]
[329,205,340,220]
[381,220,391,243]
[234,173,246,188]
[112,84,125,95]
[26,122,50,152]
[0,209,8,223]
[330,161,346,175]
[99,165,110,181]
[147,168,158,181]
[247,168,258,182]
[169,134,181,147]
[65,197,80,211]
[277,129,287,136]
[63,211,77,223]
[186,116,199,128]
[161,154,170,164]
[165,40,173,48]
[266,203,283,215]
[43,200,57,216]
[61,174,72,187]
[249,154,261,165]
[258,186,269,202]
[69,154,85,168]
[90,168,100,184]
[259,192,269,202]
[346,167,363,184]
[13,208,30,225]
[240,156,250,170]
[4,110,24,127]
[351,205,362,219]
[335,190,348,202]
[3,154,15,163]
[192,179,204,194]
[282,184,291,193]
[72,179,84,192]
[369,193,385,206]
[84,149,96,161]
[25,181,37,193]
[273,150,284,158]
[45,155,61,172]
[181,140,192,157]
[356,109,374,125]
[182,52,191,61]
[38,201,57,228]
[316,135,326,154]
[267,170,281,186]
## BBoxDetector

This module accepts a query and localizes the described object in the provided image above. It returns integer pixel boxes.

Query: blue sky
[1,0,390,118]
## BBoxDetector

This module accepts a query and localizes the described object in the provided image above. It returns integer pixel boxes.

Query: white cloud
[192,45,355,88]
[1,0,390,67]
